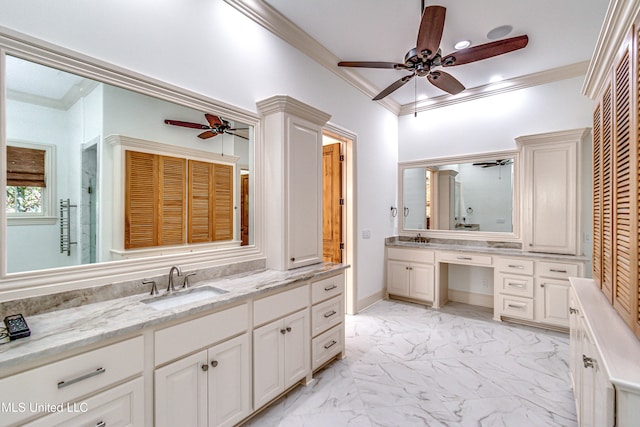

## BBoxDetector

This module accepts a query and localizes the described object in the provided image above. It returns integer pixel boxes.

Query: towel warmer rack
[59,198,77,256]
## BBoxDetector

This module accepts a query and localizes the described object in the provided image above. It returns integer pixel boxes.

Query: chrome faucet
[166,265,182,294]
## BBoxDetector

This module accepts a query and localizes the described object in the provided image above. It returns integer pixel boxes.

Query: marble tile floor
[244,300,576,427]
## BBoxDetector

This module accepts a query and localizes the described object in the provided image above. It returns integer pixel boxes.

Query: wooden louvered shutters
[613,48,633,318]
[125,150,234,249]
[125,151,186,249]
[187,161,233,243]
[592,29,640,338]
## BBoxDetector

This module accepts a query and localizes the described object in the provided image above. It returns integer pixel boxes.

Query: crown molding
[582,0,640,99]
[400,61,589,116]
[256,95,331,125]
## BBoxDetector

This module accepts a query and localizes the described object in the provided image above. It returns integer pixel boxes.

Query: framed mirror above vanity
[0,30,263,294]
[398,150,521,242]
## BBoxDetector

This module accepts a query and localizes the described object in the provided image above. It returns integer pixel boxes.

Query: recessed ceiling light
[487,25,513,40]
[454,40,471,50]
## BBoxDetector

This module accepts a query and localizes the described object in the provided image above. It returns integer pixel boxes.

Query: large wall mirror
[399,151,520,241]
[1,33,261,288]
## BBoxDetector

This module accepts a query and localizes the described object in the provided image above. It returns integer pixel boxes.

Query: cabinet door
[287,115,323,269]
[568,292,581,394]
[155,350,208,427]
[410,263,434,301]
[537,278,570,327]
[253,320,285,410]
[208,334,250,427]
[524,141,578,254]
[283,309,310,388]
[387,260,410,296]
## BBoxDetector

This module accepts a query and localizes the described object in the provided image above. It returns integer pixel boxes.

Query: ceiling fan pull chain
[414,75,418,117]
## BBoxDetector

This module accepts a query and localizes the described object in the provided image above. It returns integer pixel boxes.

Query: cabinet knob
[201,364,209,372]
[286,326,292,333]
[290,257,296,262]
[211,360,219,368]
[582,354,595,369]
[280,328,287,334]
[540,283,545,288]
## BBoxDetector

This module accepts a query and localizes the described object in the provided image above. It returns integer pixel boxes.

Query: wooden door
[241,174,249,245]
[322,143,342,263]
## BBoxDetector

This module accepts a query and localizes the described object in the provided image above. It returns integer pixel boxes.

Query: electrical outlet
[362,230,371,239]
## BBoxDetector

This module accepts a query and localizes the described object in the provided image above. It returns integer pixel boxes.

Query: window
[5,142,56,224]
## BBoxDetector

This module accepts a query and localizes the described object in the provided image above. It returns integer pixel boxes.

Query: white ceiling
[263,0,610,106]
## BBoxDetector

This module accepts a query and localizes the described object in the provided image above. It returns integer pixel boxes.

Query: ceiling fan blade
[372,75,414,100]
[198,130,219,139]
[204,113,224,128]
[338,61,406,69]
[416,5,446,59]
[225,130,249,140]
[427,71,465,95]
[164,119,209,130]
[442,35,529,66]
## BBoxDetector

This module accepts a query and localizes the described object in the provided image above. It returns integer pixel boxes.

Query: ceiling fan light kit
[337,5,528,101]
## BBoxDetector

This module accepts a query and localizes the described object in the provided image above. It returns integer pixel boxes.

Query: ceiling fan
[164,113,249,140]
[337,5,529,100]
[472,159,513,168]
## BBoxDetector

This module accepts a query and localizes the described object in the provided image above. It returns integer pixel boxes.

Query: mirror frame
[398,150,521,243]
[0,27,265,299]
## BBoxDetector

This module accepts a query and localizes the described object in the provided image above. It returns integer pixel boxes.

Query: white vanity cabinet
[568,279,636,427]
[252,284,310,410]
[494,256,584,328]
[0,336,144,427]
[386,247,435,303]
[517,128,589,256]
[257,95,331,270]
[310,273,345,370]
[153,304,251,427]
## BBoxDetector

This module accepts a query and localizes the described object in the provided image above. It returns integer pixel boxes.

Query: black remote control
[4,314,30,340]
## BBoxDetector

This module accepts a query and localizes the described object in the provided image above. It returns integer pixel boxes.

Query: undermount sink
[142,286,229,310]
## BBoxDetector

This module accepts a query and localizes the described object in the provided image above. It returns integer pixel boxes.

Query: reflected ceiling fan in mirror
[164,113,249,140]
[472,159,513,168]
[337,5,529,101]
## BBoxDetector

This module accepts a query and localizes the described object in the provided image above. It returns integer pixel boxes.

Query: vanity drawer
[254,284,309,327]
[495,257,534,275]
[497,273,534,298]
[497,294,534,320]
[438,252,492,266]
[311,295,343,337]
[23,377,144,427]
[311,273,344,304]
[0,336,143,427]
[312,324,344,370]
[387,247,435,264]
[537,261,579,279]
[155,303,248,365]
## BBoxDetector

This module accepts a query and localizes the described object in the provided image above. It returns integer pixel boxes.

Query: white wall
[0,0,398,304]
[398,76,593,161]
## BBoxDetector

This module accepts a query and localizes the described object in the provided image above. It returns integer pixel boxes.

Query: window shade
[6,146,46,187]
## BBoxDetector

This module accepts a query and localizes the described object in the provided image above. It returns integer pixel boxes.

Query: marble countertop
[0,263,347,372]
[386,239,590,262]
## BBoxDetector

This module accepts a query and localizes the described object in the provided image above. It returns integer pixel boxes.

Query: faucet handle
[183,272,197,288]
[143,279,158,296]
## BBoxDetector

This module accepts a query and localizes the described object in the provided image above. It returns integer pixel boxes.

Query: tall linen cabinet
[257,96,331,270]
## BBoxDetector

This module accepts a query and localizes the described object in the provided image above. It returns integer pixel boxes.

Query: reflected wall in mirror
[400,154,517,235]
[5,55,255,274]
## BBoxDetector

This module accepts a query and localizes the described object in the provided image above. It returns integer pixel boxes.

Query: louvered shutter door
[188,160,214,243]
[601,83,614,302]
[614,48,633,319]
[125,151,158,249]
[213,164,233,241]
[159,156,186,246]
[593,103,603,284]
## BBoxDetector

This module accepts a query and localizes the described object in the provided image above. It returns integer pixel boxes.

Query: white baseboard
[447,289,494,309]
[357,290,384,313]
